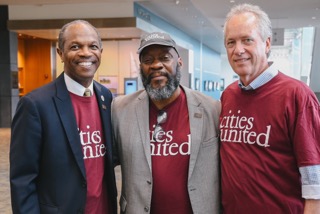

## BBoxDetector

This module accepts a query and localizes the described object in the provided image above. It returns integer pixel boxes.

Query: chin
[234,67,250,75]
[151,81,166,88]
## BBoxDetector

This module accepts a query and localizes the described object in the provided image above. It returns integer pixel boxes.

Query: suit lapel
[53,74,86,178]
[93,82,113,164]
[135,92,153,171]
[184,86,204,180]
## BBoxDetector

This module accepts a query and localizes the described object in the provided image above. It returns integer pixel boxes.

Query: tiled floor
[0,128,121,214]
[0,128,11,214]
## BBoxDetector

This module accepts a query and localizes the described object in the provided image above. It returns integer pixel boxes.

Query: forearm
[304,199,320,214]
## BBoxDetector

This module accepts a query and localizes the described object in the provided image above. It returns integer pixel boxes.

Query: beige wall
[56,39,140,95]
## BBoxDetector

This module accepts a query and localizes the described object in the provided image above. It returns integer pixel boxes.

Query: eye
[243,38,253,44]
[159,54,172,62]
[70,44,80,50]
[226,40,235,48]
[90,44,100,50]
[141,57,153,65]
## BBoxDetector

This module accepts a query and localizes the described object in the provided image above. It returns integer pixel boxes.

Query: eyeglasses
[152,111,167,141]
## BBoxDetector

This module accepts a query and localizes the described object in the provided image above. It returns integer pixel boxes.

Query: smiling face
[57,22,103,88]
[225,12,271,86]
[140,45,182,101]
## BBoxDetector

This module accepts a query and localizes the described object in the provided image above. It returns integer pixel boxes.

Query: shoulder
[182,86,221,115]
[183,86,220,106]
[24,73,66,100]
[23,80,58,102]
[276,72,306,88]
[112,89,147,108]
[221,81,239,94]
[276,72,317,98]
[111,90,148,123]
[15,80,61,117]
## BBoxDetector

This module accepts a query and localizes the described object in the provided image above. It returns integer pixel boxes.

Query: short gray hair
[223,3,272,42]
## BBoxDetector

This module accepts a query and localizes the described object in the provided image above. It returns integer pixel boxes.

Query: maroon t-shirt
[70,93,111,214]
[220,72,320,213]
[149,88,193,214]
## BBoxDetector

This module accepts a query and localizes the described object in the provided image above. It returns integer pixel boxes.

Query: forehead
[225,13,258,38]
[63,23,99,44]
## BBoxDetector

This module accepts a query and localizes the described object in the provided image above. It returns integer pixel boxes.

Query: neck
[240,63,270,86]
[151,86,181,110]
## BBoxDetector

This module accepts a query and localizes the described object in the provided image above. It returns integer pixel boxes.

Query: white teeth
[78,62,92,66]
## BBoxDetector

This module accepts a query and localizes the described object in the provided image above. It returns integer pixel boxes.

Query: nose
[150,58,163,69]
[234,42,245,56]
[79,46,93,57]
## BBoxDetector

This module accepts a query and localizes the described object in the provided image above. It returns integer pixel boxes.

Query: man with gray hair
[220,3,320,213]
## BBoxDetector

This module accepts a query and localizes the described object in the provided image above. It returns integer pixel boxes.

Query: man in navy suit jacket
[10,20,117,214]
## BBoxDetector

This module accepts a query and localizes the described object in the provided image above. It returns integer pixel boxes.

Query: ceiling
[1,0,320,53]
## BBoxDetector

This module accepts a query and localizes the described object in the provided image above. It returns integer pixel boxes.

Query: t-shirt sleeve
[293,88,320,167]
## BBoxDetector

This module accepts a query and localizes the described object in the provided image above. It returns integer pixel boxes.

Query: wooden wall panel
[22,38,52,94]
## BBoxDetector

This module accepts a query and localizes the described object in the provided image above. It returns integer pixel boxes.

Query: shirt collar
[238,62,278,90]
[64,73,94,96]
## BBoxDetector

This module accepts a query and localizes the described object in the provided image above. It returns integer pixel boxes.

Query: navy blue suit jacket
[10,73,117,214]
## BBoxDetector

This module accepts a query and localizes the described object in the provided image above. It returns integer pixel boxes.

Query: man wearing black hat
[111,32,221,213]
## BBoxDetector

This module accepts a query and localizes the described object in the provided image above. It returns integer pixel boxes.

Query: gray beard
[140,65,181,101]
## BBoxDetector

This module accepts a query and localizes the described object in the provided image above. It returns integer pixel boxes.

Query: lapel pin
[101,95,105,101]
[102,104,107,110]
[194,113,202,118]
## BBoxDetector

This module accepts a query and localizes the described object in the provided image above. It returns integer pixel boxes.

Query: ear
[178,57,183,67]
[56,48,63,62]
[265,37,271,55]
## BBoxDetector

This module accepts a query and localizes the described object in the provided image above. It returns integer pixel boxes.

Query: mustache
[146,71,169,83]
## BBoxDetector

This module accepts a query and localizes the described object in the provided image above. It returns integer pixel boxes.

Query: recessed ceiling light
[312,17,316,20]
[230,0,235,3]
[175,0,180,5]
